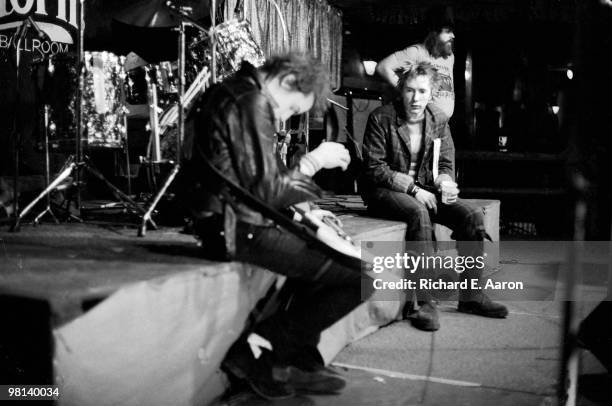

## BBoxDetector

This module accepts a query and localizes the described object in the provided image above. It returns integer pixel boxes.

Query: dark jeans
[367,188,488,300]
[198,218,373,367]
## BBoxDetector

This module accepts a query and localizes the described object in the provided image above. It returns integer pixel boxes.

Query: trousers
[367,188,488,300]
[197,217,374,367]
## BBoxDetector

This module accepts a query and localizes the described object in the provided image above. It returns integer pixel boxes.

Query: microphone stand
[19,18,65,226]
[9,17,37,227]
[31,104,61,225]
[138,2,211,236]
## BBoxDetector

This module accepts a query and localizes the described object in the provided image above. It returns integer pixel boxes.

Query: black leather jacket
[179,63,322,255]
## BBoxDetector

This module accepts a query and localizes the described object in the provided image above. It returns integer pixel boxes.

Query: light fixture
[362,60,377,76]
[566,69,574,80]
[552,106,560,114]
[464,54,473,81]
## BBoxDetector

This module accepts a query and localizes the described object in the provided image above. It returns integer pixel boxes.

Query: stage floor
[0,222,215,320]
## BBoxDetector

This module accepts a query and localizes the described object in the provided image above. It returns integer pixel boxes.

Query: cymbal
[124,52,149,71]
[113,0,209,28]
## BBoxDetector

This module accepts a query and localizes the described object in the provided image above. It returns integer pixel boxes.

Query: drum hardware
[118,65,133,197]
[8,16,50,227]
[137,0,270,236]
[136,63,210,204]
[12,2,144,231]
[146,65,164,164]
[138,2,210,237]
[28,105,61,225]
[153,65,211,163]
[210,0,217,85]
[124,52,149,72]
[137,64,166,196]
[125,61,179,106]
[155,61,179,94]
[13,152,148,231]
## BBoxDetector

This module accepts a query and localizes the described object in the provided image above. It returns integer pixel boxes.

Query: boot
[273,366,346,395]
[222,339,295,400]
[409,301,440,331]
[458,291,508,318]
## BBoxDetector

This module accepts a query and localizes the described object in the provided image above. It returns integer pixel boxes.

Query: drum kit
[11,0,265,235]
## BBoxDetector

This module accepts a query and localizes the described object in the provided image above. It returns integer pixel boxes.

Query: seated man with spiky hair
[360,61,508,332]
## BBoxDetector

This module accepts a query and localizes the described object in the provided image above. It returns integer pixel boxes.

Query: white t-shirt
[385,44,455,118]
[406,121,424,178]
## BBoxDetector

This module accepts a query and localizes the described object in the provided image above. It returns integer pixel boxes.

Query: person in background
[376,5,456,118]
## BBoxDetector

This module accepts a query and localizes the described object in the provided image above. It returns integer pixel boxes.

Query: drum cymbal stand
[119,67,133,198]
[138,4,210,237]
[140,64,164,189]
[12,1,144,231]
[30,105,61,225]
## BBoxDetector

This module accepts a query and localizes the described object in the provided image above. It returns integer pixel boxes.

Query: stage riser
[1,263,275,406]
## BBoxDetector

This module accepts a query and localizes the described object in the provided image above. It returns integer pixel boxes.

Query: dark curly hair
[261,53,330,113]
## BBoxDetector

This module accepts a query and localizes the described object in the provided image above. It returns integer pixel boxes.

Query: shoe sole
[410,319,440,331]
[248,382,295,401]
[457,307,508,318]
[408,309,440,331]
[274,367,346,394]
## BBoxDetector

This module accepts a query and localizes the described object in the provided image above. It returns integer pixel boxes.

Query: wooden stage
[0,222,276,406]
[1,223,216,322]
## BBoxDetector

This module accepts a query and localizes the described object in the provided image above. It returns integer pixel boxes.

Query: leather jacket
[179,63,322,256]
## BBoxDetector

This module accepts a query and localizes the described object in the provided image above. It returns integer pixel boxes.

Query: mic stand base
[11,158,78,232]
[32,204,61,226]
[138,163,180,237]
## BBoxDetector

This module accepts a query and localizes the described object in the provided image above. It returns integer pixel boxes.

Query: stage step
[316,195,500,269]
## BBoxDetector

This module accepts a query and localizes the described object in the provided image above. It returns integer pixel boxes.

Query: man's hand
[309,209,343,226]
[308,142,351,171]
[414,188,437,213]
